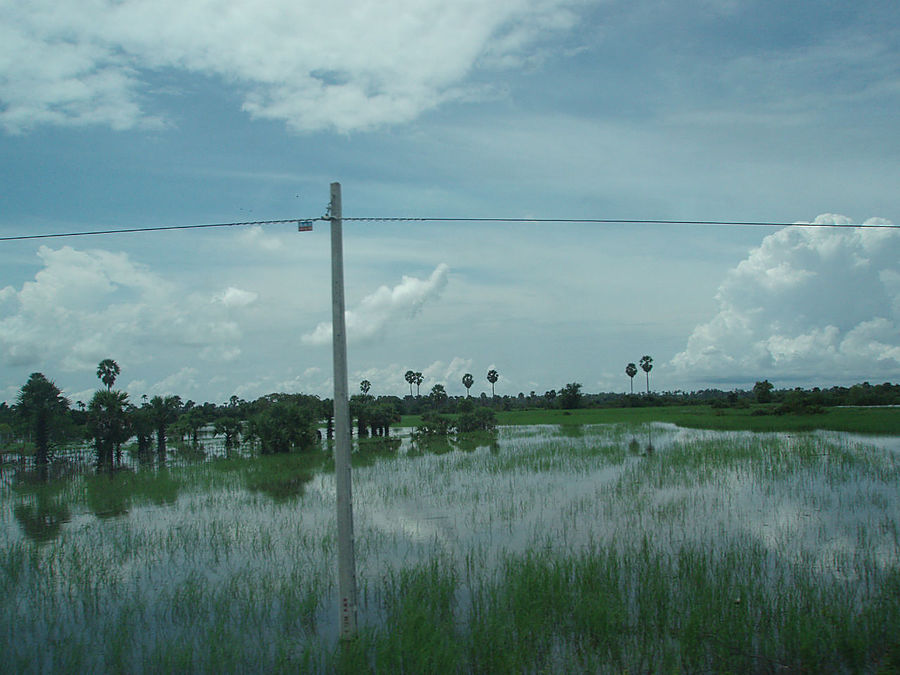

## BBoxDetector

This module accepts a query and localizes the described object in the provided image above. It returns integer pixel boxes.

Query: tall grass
[1,424,898,672]
[334,542,900,673]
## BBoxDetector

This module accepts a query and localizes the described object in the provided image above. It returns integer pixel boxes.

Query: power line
[341,217,899,228]
[0,218,317,242]
[0,216,896,242]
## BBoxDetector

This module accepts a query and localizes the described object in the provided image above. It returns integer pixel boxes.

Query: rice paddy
[2,423,899,673]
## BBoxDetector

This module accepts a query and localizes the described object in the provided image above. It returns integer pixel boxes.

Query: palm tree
[640,355,653,394]
[404,370,416,397]
[462,373,474,397]
[429,384,448,410]
[88,389,130,467]
[131,405,154,455]
[17,373,69,466]
[96,359,120,392]
[360,380,371,395]
[625,363,638,394]
[487,369,499,397]
[414,372,424,397]
[148,395,181,455]
[214,416,242,451]
[184,409,206,448]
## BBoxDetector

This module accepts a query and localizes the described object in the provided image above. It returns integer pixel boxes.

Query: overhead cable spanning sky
[2,217,898,242]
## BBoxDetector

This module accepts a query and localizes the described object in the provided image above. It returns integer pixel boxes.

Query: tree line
[3,362,338,468]
[2,361,504,466]
[4,359,898,468]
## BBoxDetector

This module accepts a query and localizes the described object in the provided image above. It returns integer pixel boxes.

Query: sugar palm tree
[625,363,638,394]
[149,394,181,455]
[88,389,130,467]
[414,372,424,397]
[487,369,499,397]
[17,373,69,466]
[214,416,242,451]
[462,373,474,397]
[429,384,448,410]
[360,380,371,395]
[640,355,653,394]
[96,359,120,392]
[404,370,416,397]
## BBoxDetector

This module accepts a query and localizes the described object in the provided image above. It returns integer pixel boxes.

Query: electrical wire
[0,218,316,242]
[340,217,899,228]
[0,216,897,242]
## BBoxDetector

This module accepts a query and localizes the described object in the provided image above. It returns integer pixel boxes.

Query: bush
[245,400,318,453]
[776,390,826,416]
[457,407,497,433]
[416,411,454,436]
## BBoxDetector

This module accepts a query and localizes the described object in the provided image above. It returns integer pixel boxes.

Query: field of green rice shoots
[2,423,899,673]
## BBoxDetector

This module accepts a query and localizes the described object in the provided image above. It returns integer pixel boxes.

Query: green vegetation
[413,400,497,437]
[95,358,120,392]
[337,546,900,674]
[87,389,131,467]
[3,363,898,462]
[15,373,69,465]
[462,404,900,434]
[244,398,319,454]
[486,368,499,397]
[625,362,638,394]
[639,354,653,394]
[2,424,898,672]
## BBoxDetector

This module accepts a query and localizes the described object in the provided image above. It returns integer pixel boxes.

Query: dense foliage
[2,364,899,460]
[15,373,70,464]
[416,399,497,437]
[245,398,319,454]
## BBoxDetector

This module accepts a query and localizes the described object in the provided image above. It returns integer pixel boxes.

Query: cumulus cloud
[0,245,253,374]
[302,263,449,346]
[0,0,583,134]
[427,356,476,386]
[236,226,285,253]
[216,286,258,308]
[149,367,200,396]
[672,215,900,385]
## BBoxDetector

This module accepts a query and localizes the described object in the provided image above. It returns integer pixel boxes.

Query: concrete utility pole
[329,182,358,639]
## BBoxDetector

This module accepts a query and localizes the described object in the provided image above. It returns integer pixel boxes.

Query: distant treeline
[2,376,897,460]
[400,380,900,413]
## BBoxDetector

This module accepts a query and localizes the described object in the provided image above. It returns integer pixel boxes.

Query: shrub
[457,407,497,433]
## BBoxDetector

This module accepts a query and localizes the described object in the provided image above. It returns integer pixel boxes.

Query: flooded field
[2,424,899,672]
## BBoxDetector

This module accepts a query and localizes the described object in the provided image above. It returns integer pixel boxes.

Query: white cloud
[0,0,583,134]
[302,263,449,346]
[231,367,333,401]
[149,367,200,397]
[0,245,252,376]
[421,357,475,391]
[672,216,900,385]
[216,286,258,308]
[236,226,285,253]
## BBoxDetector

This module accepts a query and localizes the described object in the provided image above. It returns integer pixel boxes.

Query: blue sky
[1,0,898,405]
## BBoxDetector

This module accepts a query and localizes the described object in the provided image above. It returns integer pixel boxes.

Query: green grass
[3,424,898,673]
[401,404,900,434]
[334,544,900,674]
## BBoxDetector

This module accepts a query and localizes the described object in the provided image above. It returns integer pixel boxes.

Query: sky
[1,0,899,406]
